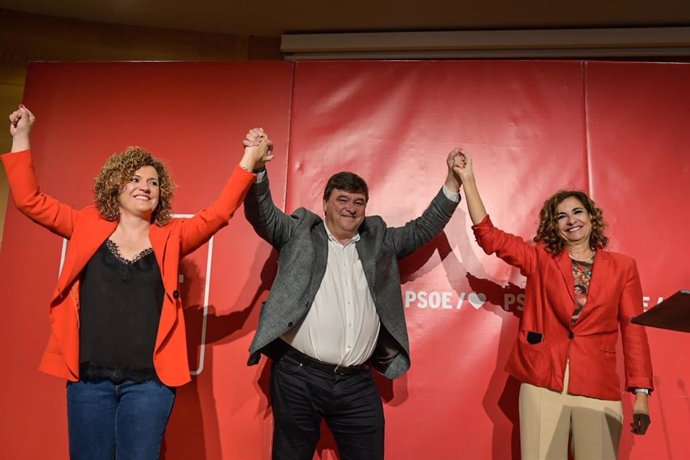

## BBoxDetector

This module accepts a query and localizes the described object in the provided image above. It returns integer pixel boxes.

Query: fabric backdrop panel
[586,61,690,460]
[0,61,294,460]
[288,60,587,459]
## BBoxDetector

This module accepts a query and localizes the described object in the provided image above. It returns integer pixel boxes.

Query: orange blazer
[2,149,255,387]
[473,216,653,401]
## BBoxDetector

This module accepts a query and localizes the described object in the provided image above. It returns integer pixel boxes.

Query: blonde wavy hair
[533,190,608,255]
[94,147,175,226]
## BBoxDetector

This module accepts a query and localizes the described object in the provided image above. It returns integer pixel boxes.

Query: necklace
[568,250,595,262]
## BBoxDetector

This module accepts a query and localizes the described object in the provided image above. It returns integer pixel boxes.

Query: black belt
[275,341,367,376]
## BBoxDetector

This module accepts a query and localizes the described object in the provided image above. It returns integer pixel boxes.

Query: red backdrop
[0,60,687,459]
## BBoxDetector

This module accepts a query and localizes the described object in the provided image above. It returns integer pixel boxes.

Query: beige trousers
[519,362,623,460]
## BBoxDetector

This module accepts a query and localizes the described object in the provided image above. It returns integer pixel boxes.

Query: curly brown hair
[533,190,608,255]
[94,146,175,225]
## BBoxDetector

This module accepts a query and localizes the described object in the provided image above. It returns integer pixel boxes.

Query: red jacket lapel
[54,212,116,299]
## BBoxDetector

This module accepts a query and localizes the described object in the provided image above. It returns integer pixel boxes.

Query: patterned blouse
[571,258,593,325]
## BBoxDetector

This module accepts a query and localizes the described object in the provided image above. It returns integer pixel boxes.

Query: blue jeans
[67,380,176,460]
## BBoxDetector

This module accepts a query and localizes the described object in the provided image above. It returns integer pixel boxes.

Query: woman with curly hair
[4,105,273,460]
[453,152,653,460]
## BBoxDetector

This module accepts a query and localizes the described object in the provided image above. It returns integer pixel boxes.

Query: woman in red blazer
[4,106,273,460]
[452,152,653,460]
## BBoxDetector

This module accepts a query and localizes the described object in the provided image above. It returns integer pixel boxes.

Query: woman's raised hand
[9,105,35,152]
[9,105,35,137]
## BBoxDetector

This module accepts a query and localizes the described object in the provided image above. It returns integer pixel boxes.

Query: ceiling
[0,0,689,37]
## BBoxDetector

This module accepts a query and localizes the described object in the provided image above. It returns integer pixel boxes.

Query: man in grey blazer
[243,128,463,460]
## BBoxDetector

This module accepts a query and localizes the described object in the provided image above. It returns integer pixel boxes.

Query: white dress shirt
[282,223,381,367]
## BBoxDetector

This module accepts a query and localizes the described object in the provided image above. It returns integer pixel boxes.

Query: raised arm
[179,127,275,255]
[242,130,301,249]
[444,148,463,195]
[385,148,463,258]
[455,151,537,275]
[3,106,79,238]
[453,151,487,225]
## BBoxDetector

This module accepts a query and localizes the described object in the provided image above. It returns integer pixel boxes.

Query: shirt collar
[323,221,360,246]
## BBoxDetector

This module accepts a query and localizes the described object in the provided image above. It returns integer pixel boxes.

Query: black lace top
[78,239,165,383]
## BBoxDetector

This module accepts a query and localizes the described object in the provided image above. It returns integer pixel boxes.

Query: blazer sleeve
[385,187,459,259]
[243,170,301,249]
[618,258,654,391]
[1,149,79,239]
[179,165,256,256]
[472,215,537,276]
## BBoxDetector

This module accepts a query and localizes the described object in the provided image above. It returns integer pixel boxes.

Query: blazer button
[287,322,293,327]
[568,331,574,339]
[173,290,180,299]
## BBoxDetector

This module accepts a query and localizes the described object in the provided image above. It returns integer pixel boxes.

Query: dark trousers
[270,351,385,460]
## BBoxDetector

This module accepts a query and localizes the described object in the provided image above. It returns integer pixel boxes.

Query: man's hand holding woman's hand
[240,127,274,171]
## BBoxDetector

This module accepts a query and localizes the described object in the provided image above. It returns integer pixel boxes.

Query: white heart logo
[468,292,486,309]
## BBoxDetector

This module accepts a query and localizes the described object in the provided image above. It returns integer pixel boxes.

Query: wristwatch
[634,388,651,395]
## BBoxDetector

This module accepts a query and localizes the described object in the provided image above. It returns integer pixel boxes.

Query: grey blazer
[244,173,459,379]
